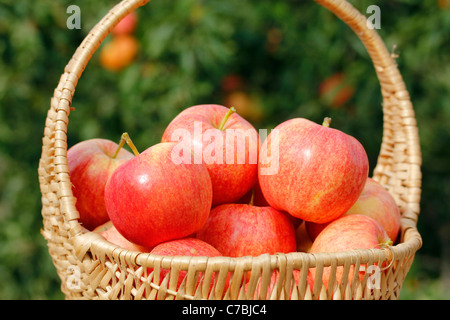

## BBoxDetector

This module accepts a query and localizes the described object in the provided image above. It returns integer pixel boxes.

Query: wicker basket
[38,0,422,300]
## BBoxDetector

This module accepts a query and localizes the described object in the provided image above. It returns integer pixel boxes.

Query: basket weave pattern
[38,0,422,300]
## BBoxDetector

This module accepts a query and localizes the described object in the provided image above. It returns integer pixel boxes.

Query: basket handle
[39,0,151,238]
[314,0,421,226]
[39,0,421,240]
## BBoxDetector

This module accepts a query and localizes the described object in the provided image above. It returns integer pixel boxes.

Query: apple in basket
[104,141,213,249]
[149,238,222,292]
[196,203,297,258]
[309,214,392,290]
[94,221,151,252]
[258,117,369,224]
[67,138,135,230]
[161,104,260,206]
[306,177,401,242]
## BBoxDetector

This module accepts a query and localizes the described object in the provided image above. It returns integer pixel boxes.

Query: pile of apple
[68,104,400,290]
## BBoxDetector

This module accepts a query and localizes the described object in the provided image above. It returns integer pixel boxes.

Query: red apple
[94,221,151,252]
[161,104,259,206]
[104,142,213,248]
[306,177,401,241]
[309,214,392,290]
[149,238,222,291]
[112,12,138,36]
[196,203,296,258]
[67,138,134,230]
[258,117,369,224]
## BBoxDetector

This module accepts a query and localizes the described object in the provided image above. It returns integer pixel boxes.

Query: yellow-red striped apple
[306,177,401,241]
[258,117,368,224]
[161,104,259,206]
[67,138,134,230]
[196,203,296,258]
[309,214,392,290]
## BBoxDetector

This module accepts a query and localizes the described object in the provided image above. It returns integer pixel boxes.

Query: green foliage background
[0,0,448,299]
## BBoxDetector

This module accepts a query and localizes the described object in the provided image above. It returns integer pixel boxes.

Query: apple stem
[112,132,140,158]
[218,107,236,131]
[249,188,255,206]
[322,117,332,127]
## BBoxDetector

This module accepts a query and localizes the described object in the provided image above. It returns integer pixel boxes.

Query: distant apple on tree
[100,34,139,71]
[319,72,355,109]
[112,12,138,36]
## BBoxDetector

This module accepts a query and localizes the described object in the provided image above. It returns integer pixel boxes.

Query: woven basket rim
[75,215,421,270]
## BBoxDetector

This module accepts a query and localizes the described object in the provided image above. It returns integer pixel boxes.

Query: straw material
[38,0,422,300]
